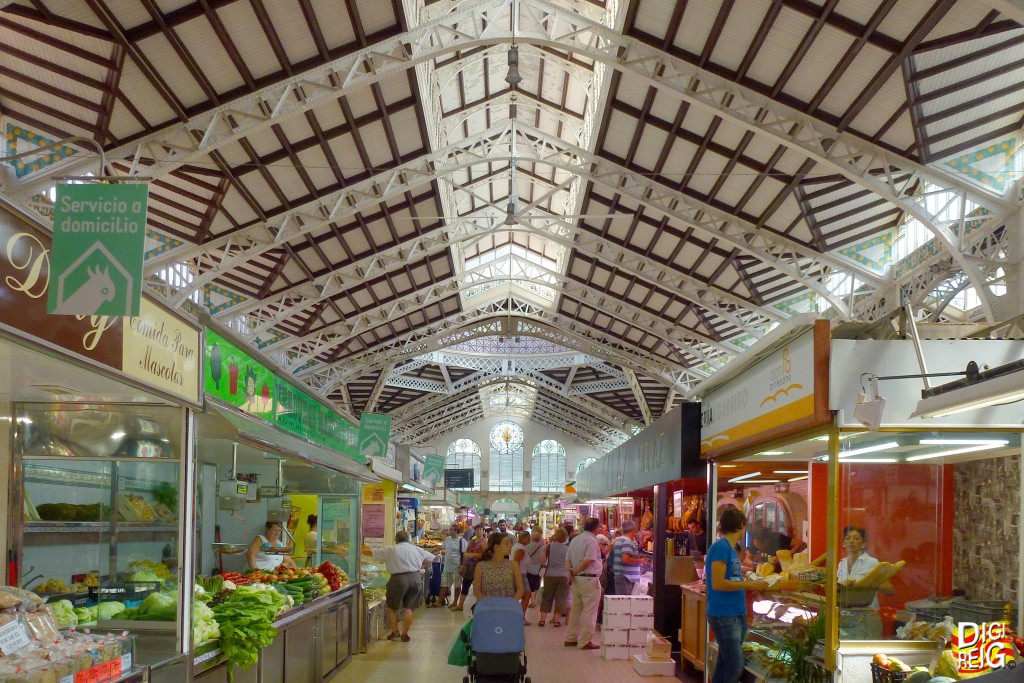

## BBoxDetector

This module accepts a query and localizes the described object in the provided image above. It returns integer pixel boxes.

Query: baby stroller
[463,597,530,683]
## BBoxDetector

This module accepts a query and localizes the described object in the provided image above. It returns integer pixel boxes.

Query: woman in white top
[511,530,533,624]
[303,514,318,567]
[247,521,297,572]
[837,526,892,639]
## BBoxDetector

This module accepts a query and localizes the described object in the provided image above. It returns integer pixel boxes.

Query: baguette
[853,562,890,588]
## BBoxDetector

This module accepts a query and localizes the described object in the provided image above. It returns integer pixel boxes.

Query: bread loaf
[853,560,904,588]
[776,550,793,571]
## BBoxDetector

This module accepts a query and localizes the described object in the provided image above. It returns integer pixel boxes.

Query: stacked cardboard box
[601,595,660,662]
[630,596,676,676]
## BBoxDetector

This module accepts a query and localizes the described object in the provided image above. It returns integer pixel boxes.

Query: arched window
[531,440,566,493]
[446,439,481,491]
[489,421,524,491]
[576,457,597,475]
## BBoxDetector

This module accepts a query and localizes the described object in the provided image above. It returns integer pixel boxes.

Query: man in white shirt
[564,517,603,650]
[363,530,435,642]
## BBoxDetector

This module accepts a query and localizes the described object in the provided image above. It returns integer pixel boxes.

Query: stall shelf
[192,585,357,683]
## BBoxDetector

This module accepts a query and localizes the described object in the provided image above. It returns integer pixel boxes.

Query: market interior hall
[1,0,1024,682]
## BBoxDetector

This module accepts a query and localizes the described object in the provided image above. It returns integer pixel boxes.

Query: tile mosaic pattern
[953,455,1020,604]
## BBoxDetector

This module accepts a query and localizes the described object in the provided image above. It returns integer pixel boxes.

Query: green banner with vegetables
[204,328,361,461]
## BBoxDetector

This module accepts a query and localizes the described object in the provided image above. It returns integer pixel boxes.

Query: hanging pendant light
[505,46,522,86]
[503,200,517,226]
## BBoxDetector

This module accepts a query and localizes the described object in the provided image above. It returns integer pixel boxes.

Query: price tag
[194,648,221,666]
[0,619,30,655]
[120,653,132,671]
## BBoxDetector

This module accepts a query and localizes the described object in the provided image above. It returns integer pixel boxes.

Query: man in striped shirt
[610,519,645,596]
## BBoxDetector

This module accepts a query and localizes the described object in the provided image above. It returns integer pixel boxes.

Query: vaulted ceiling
[1,0,1021,452]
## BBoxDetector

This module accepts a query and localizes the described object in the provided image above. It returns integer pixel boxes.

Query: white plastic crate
[631,614,654,630]
[601,644,629,661]
[632,653,676,676]
[629,628,652,645]
[604,595,632,613]
[603,612,631,629]
[601,628,629,645]
[631,595,654,615]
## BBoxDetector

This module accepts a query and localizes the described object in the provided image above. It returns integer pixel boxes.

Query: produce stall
[187,327,377,683]
[698,320,1024,682]
[190,410,371,683]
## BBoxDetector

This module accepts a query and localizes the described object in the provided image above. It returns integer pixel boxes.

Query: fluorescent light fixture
[817,457,898,463]
[110,431,126,439]
[757,451,791,456]
[841,458,899,463]
[728,471,762,483]
[719,465,737,469]
[906,439,1008,462]
[911,361,1024,418]
[739,479,781,484]
[918,438,1007,446]
[837,441,898,458]
[787,475,809,482]
[773,470,809,474]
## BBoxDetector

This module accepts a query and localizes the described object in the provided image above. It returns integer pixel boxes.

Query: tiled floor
[336,599,701,682]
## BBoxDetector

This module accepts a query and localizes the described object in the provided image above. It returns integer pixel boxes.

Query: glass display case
[743,592,824,681]
[10,403,186,667]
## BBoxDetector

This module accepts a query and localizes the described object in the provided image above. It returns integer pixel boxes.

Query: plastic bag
[447,619,473,667]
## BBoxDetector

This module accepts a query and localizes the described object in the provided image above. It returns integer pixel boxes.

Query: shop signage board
[422,454,445,487]
[700,322,830,460]
[321,501,348,524]
[48,183,148,317]
[362,484,386,504]
[0,203,201,405]
[458,493,475,507]
[362,504,386,537]
[582,407,682,498]
[123,299,200,403]
[358,413,392,460]
[443,468,474,489]
[203,328,362,460]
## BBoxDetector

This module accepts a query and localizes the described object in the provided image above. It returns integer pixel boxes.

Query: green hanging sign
[358,413,392,460]
[48,183,148,316]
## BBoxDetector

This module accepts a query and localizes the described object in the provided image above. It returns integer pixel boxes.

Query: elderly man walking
[363,530,435,642]
[563,517,603,650]
[611,519,646,596]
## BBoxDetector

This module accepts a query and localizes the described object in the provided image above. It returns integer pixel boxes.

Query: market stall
[0,199,203,683]
[698,319,1024,682]
[190,327,377,683]
[575,402,703,667]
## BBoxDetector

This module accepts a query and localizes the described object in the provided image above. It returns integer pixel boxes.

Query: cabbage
[96,601,126,620]
[131,571,161,583]
[140,591,176,614]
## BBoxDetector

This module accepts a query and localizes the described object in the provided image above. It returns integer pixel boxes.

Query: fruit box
[604,595,632,613]
[603,612,631,629]
[645,631,672,660]
[632,653,675,676]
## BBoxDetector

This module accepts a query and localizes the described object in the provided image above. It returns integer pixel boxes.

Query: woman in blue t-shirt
[706,508,769,683]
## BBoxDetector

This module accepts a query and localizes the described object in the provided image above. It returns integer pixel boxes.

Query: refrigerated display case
[10,402,187,675]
